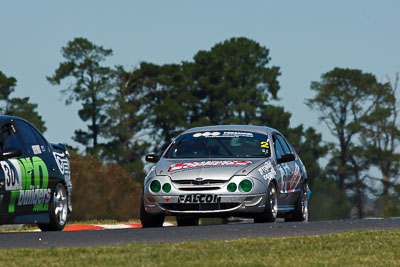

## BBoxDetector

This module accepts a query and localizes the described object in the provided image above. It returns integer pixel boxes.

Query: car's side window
[14,120,42,156]
[2,130,24,156]
[276,135,291,155]
[273,135,284,159]
[284,139,295,154]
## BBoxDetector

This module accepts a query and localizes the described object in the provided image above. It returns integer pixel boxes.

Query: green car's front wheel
[38,183,68,231]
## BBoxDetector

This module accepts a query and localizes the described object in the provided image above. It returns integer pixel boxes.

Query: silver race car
[140,125,308,227]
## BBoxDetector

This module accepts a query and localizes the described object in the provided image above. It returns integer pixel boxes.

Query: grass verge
[0,230,399,266]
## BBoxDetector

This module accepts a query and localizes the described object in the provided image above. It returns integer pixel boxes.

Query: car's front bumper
[143,193,267,215]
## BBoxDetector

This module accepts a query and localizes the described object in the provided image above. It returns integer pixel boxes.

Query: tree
[357,73,400,218]
[139,62,196,150]
[0,71,17,113]
[359,74,400,196]
[135,37,282,150]
[102,65,149,180]
[191,37,280,125]
[306,68,390,218]
[47,37,113,154]
[0,71,46,132]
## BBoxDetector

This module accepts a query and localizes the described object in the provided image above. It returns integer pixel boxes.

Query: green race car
[0,116,72,231]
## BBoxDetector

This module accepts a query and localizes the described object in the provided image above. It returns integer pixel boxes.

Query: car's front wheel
[38,183,68,231]
[140,193,165,228]
[254,183,277,223]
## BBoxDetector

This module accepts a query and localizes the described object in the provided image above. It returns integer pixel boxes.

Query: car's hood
[155,158,266,181]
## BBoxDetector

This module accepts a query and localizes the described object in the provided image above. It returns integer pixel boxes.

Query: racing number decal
[260,142,269,148]
[1,159,22,191]
[3,163,16,189]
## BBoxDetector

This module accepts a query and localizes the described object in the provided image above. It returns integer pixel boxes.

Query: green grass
[1,230,399,266]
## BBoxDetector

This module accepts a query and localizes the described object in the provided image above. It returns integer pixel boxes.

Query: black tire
[176,216,199,226]
[38,183,68,231]
[254,183,277,223]
[140,194,165,228]
[289,182,309,222]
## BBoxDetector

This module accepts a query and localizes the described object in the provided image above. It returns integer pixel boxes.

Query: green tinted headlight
[227,183,237,192]
[239,179,252,192]
[150,180,161,193]
[163,183,171,193]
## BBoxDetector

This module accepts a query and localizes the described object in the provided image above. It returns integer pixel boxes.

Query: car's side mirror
[145,153,160,163]
[277,153,295,164]
[2,148,22,159]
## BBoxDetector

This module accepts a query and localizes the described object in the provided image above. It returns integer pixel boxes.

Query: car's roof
[0,115,29,123]
[181,125,278,135]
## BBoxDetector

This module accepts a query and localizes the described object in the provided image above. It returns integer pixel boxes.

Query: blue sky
[1,1,399,149]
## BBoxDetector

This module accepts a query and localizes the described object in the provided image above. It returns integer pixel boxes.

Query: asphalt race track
[1,218,400,249]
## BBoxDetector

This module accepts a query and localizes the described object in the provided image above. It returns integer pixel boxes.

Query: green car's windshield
[165,131,271,158]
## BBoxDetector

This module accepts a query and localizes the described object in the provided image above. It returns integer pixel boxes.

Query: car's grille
[172,179,226,191]
[179,187,221,191]
[161,203,240,211]
[172,179,226,186]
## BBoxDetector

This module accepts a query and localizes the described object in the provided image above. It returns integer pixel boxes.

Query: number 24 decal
[260,142,269,148]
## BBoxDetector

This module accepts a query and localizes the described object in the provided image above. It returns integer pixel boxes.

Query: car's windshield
[165,131,271,158]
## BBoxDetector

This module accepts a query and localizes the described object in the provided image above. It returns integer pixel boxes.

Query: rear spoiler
[51,143,70,157]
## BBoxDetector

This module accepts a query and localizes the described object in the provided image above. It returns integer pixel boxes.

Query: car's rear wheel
[140,193,165,228]
[38,183,68,231]
[254,183,277,223]
[176,216,199,226]
[289,182,309,222]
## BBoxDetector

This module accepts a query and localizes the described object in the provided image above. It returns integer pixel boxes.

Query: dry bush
[68,152,142,221]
